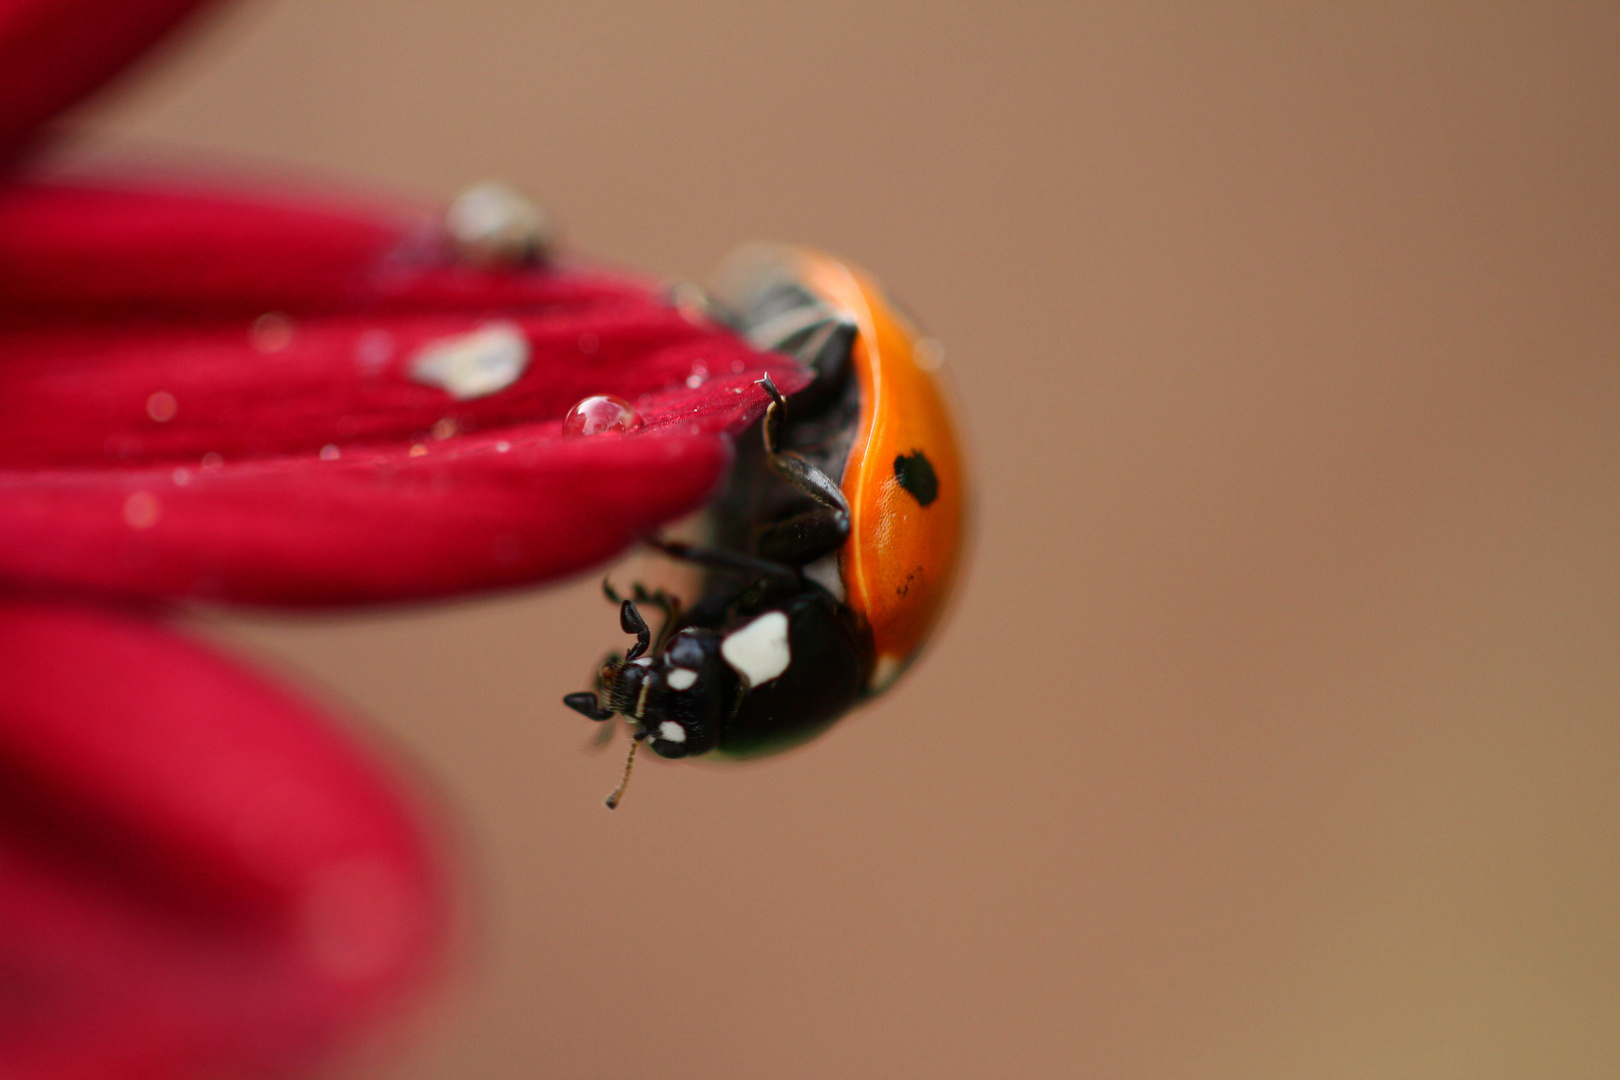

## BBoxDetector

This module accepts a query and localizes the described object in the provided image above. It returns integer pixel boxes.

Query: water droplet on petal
[146,391,177,422]
[577,332,599,355]
[563,395,642,437]
[123,492,159,529]
[495,440,512,453]
[730,359,746,374]
[319,444,341,461]
[172,468,191,486]
[666,281,711,322]
[430,417,459,441]
[200,452,224,470]
[445,181,554,266]
[408,443,429,457]
[250,312,294,353]
[409,321,530,400]
[355,330,394,375]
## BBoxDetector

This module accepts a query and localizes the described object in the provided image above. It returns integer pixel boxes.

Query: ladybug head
[568,602,737,762]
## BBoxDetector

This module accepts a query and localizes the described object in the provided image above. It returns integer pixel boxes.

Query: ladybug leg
[755,375,852,566]
[750,308,856,415]
[649,538,801,590]
[619,600,652,661]
[603,578,683,651]
[563,691,615,721]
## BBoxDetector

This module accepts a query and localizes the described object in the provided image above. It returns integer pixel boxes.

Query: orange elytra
[784,248,966,692]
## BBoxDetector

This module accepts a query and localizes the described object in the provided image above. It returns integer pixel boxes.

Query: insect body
[564,246,965,802]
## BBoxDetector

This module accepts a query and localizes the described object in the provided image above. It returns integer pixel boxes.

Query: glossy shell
[717,246,967,693]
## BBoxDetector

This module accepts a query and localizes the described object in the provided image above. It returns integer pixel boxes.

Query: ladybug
[563,245,965,806]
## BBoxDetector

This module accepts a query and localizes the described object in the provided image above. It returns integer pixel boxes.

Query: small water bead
[563,395,642,437]
[445,181,554,266]
[146,391,177,423]
[355,330,394,376]
[319,444,342,461]
[123,492,159,529]
[250,312,294,353]
[666,281,713,325]
[409,321,530,400]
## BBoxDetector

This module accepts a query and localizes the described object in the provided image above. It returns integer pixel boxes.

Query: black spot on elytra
[893,451,939,507]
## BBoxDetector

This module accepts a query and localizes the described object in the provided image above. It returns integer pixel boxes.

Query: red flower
[0,3,806,1077]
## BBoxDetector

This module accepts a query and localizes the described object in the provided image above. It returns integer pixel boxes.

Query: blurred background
[52,2,1620,1077]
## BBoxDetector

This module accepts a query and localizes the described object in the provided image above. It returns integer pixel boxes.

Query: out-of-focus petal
[0,180,809,605]
[0,1,219,164]
[0,600,449,1080]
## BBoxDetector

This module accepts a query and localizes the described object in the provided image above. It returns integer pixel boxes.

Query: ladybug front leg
[755,374,852,566]
[563,692,615,721]
[602,578,684,651]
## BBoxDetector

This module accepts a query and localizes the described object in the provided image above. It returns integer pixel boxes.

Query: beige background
[58,3,1620,1077]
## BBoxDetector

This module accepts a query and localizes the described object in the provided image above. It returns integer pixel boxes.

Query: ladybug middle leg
[646,538,810,626]
[753,374,852,567]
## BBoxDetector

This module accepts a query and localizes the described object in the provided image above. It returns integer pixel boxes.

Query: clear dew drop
[666,281,710,322]
[319,444,341,461]
[355,330,394,375]
[123,491,159,529]
[146,391,178,422]
[563,395,642,437]
[250,312,294,353]
[409,321,530,400]
[445,181,554,266]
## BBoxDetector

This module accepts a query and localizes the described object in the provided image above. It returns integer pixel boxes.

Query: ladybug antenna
[605,731,647,810]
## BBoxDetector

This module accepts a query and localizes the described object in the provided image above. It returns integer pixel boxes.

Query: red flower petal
[0,1,218,164]
[0,180,808,605]
[0,600,449,1080]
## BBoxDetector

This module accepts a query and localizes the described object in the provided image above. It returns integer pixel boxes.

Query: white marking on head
[666,667,698,691]
[720,611,791,687]
[631,657,653,667]
[657,721,687,744]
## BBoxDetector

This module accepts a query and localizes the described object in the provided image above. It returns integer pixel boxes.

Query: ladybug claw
[755,373,786,409]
